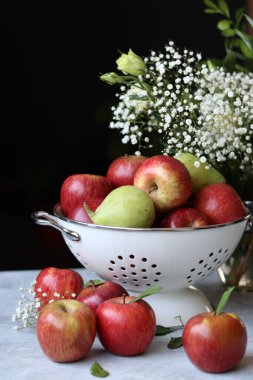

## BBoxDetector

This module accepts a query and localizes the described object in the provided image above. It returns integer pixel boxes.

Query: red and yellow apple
[133,155,192,213]
[37,299,96,362]
[183,311,247,373]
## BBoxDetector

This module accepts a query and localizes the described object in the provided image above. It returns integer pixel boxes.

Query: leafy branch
[203,0,253,71]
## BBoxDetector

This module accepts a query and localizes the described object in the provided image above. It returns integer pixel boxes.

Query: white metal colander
[32,203,252,325]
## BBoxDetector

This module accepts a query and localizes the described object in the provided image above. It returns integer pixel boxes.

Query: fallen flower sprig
[12,281,39,329]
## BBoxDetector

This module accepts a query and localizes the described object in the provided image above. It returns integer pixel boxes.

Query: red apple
[67,205,93,223]
[96,295,156,356]
[34,267,84,308]
[107,154,147,187]
[37,299,96,362]
[133,155,192,213]
[194,183,246,225]
[76,281,129,313]
[60,174,114,215]
[182,311,247,373]
[160,207,209,228]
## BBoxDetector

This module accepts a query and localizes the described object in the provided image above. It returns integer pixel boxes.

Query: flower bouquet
[100,0,253,290]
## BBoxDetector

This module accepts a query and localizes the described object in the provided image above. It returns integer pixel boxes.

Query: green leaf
[204,8,222,14]
[234,63,251,73]
[221,28,236,37]
[128,286,162,303]
[90,362,109,378]
[84,279,104,287]
[217,19,231,31]
[235,8,244,26]
[203,0,217,9]
[237,38,253,59]
[155,324,183,336]
[244,14,253,29]
[236,30,253,52]
[218,0,230,18]
[215,286,235,315]
[167,336,183,349]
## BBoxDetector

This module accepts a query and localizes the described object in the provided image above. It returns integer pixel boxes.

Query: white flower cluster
[109,41,253,175]
[194,68,253,171]
[12,281,40,329]
[12,281,77,330]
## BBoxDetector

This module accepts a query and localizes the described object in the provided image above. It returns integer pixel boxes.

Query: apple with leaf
[182,286,247,373]
[96,287,161,356]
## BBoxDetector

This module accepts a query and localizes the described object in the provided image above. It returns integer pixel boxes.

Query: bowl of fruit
[32,154,252,325]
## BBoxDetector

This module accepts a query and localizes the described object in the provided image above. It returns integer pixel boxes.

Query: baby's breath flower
[103,41,253,193]
[12,281,79,330]
[12,284,39,330]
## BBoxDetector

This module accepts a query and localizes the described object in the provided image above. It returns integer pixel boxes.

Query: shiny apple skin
[76,281,128,313]
[134,155,192,213]
[194,183,246,224]
[60,174,114,214]
[107,154,147,187]
[37,299,96,362]
[182,311,247,373]
[34,267,84,307]
[160,207,209,228]
[96,296,156,356]
[67,205,93,223]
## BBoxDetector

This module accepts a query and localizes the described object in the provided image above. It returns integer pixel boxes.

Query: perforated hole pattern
[186,248,230,284]
[107,254,161,287]
[71,243,231,287]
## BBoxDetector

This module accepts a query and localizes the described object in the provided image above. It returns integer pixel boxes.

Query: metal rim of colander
[53,200,253,232]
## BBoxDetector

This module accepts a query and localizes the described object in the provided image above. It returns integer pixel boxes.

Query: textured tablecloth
[1,268,253,380]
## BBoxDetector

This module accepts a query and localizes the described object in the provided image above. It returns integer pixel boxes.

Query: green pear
[84,185,155,228]
[175,152,226,193]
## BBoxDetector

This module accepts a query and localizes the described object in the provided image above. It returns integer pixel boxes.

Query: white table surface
[1,268,253,380]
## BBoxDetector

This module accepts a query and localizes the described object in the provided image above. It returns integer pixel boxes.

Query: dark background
[1,0,245,270]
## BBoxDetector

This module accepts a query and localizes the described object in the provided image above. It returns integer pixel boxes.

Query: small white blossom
[107,40,253,186]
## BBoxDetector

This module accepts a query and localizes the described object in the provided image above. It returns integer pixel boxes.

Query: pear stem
[89,280,96,291]
[83,202,95,219]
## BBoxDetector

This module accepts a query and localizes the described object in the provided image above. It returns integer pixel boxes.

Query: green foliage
[128,286,162,303]
[215,286,235,316]
[202,0,253,72]
[90,362,109,377]
[167,336,183,349]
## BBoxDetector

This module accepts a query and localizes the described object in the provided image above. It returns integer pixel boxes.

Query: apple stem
[83,202,95,219]
[148,185,158,194]
[123,294,127,304]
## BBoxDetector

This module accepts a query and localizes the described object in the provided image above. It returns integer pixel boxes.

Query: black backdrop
[1,0,245,270]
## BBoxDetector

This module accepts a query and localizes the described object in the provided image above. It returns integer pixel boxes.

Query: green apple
[175,152,226,193]
[84,185,155,228]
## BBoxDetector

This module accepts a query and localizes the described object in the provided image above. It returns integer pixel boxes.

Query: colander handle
[31,211,80,241]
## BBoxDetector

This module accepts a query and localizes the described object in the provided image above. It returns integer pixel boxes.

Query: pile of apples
[35,267,156,362]
[60,153,246,228]
[35,267,247,374]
